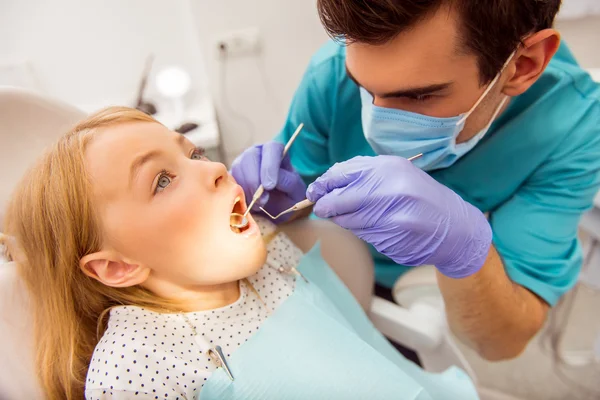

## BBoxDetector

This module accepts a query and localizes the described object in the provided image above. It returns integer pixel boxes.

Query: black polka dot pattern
[85,218,300,399]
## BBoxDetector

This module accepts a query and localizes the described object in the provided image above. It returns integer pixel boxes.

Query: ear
[502,29,561,97]
[80,251,150,288]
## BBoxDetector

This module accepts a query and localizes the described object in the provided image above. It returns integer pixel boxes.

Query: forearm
[436,245,549,361]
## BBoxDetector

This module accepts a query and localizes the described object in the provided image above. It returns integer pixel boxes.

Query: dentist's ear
[80,251,150,288]
[502,29,560,97]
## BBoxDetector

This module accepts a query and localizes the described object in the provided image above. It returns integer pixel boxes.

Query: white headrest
[0,87,85,399]
[0,86,85,229]
[0,261,42,399]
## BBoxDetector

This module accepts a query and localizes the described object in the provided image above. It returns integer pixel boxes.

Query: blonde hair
[2,107,183,399]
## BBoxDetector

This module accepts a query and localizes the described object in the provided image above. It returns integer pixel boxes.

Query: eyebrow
[345,66,453,99]
[128,134,187,188]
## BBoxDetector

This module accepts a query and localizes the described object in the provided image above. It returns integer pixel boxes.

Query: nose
[196,160,229,190]
[212,162,229,188]
[372,95,384,108]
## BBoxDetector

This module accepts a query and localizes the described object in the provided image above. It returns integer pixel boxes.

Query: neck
[456,95,510,144]
[181,281,242,312]
[145,279,242,312]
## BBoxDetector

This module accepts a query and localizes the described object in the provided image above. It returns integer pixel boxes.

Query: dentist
[231,0,600,360]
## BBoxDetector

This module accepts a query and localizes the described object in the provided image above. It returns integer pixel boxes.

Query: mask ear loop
[457,50,518,125]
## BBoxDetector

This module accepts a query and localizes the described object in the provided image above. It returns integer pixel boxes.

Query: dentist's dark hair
[317,0,562,84]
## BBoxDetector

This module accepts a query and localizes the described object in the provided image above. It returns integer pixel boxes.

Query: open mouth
[230,196,250,233]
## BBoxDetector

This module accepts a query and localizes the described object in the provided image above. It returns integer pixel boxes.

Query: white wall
[191,2,600,163]
[189,0,328,163]
[0,0,207,109]
[1,0,597,165]
[0,0,328,164]
[556,16,600,69]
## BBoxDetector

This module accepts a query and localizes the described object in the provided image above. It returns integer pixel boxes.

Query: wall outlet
[215,27,261,58]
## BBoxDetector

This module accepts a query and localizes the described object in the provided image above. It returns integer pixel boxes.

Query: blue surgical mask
[360,56,513,171]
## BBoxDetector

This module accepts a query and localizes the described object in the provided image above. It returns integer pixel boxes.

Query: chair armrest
[369,296,444,352]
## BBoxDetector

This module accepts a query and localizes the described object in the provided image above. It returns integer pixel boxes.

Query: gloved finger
[312,186,364,219]
[306,163,362,203]
[280,152,294,172]
[231,147,262,197]
[330,213,387,233]
[252,191,270,210]
[260,142,285,191]
[330,213,364,232]
[275,169,306,199]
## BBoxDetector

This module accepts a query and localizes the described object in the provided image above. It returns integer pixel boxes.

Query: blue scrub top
[276,41,600,305]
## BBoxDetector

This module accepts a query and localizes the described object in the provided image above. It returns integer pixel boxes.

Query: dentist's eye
[191,147,208,160]
[154,170,172,194]
[411,94,434,102]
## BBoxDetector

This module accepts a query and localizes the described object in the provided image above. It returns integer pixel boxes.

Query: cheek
[104,187,218,263]
[147,188,219,252]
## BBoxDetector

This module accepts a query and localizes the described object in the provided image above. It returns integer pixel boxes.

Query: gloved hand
[306,156,492,278]
[230,141,306,222]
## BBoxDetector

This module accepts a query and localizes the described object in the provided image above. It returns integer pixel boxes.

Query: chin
[241,242,268,277]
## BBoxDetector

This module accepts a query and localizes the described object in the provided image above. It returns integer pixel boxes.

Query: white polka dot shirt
[85,218,303,399]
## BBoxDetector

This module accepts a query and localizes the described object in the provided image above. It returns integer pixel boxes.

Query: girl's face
[84,122,266,291]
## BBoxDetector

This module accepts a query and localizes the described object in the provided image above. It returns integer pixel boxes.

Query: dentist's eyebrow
[345,65,453,99]
[380,82,453,99]
[128,134,188,188]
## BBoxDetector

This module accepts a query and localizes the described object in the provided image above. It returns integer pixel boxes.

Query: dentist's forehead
[344,5,470,94]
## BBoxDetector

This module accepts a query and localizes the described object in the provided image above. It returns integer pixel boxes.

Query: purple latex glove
[306,156,492,279]
[230,141,306,223]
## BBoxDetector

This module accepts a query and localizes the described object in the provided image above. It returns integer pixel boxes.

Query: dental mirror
[230,213,248,233]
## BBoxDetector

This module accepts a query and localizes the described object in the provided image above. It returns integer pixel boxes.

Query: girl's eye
[191,148,207,160]
[154,172,171,194]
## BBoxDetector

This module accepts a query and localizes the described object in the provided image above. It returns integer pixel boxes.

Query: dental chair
[0,87,86,399]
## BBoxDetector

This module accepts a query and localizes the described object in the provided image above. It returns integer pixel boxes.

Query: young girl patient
[2,107,478,400]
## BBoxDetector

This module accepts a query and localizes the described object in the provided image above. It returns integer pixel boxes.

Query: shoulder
[550,42,600,102]
[507,43,600,178]
[302,40,354,95]
[534,61,600,177]
[307,40,347,72]
[533,42,600,142]
[86,306,206,397]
